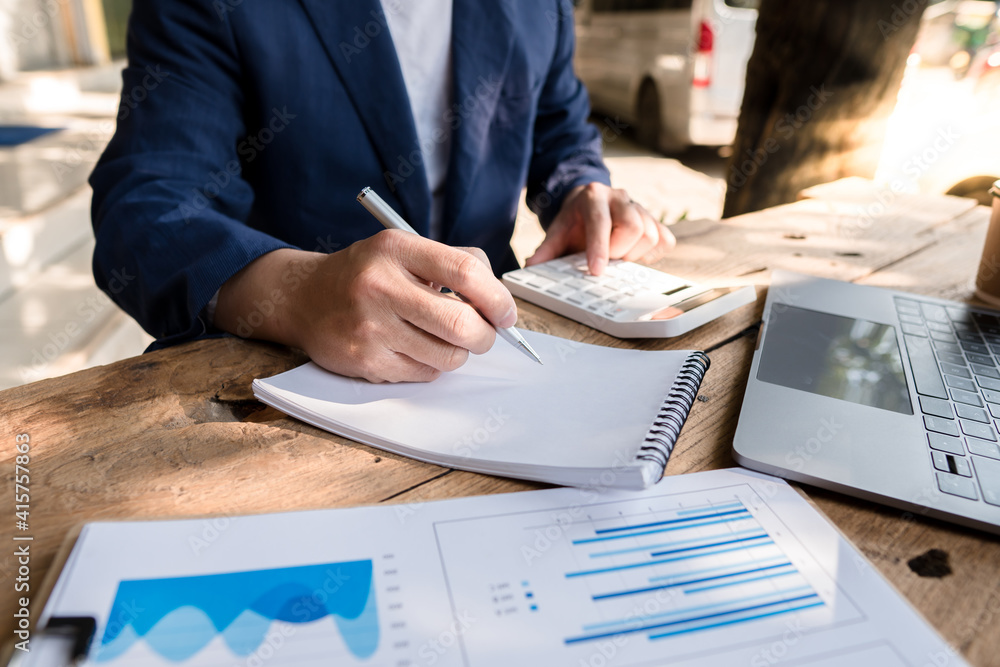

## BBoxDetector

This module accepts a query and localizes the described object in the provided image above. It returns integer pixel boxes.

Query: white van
[574,0,759,152]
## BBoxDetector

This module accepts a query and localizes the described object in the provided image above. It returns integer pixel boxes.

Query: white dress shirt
[383,0,454,240]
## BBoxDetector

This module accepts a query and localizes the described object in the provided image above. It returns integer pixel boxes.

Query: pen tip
[519,341,543,365]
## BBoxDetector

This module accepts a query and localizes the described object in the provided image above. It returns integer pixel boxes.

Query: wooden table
[2,179,999,665]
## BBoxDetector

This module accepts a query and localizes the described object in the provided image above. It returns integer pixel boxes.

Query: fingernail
[592,257,607,276]
[499,305,517,328]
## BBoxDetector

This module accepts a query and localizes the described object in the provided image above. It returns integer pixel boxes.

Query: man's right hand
[214,230,518,383]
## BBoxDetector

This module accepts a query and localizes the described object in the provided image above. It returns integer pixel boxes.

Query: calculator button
[585,286,614,299]
[527,266,570,282]
[564,279,591,291]
[504,270,530,283]
[544,284,575,298]
[525,275,555,290]
[566,293,596,306]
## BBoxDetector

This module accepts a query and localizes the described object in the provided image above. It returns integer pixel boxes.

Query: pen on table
[356,186,543,365]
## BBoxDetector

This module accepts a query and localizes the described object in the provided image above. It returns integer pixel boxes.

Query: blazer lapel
[296,0,432,234]
[443,0,515,241]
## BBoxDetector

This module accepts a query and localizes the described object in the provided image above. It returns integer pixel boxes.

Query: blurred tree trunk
[723,0,928,218]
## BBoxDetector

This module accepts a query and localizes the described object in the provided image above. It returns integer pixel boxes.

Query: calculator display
[651,287,745,320]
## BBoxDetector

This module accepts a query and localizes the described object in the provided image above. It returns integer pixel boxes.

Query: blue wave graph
[95,560,378,662]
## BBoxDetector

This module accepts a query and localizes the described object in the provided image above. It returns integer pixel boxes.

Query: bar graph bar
[562,498,824,646]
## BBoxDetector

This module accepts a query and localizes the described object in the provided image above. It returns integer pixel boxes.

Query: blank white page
[255,330,692,470]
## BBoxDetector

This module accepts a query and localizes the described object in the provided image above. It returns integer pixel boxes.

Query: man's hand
[214,230,517,383]
[526,183,676,275]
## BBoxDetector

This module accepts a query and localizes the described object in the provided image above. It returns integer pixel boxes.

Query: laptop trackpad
[758,304,913,416]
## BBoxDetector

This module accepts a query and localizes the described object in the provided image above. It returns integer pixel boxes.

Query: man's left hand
[526,183,676,276]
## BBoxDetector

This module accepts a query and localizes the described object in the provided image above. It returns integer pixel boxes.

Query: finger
[622,208,660,262]
[456,246,492,272]
[397,286,498,355]
[389,233,517,329]
[581,187,613,276]
[387,316,474,373]
[607,191,646,260]
[526,224,570,267]
[641,222,678,264]
[367,349,444,383]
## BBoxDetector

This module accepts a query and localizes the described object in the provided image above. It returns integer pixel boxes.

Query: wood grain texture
[0,185,997,664]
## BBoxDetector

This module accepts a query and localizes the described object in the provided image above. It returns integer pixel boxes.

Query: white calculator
[502,253,757,338]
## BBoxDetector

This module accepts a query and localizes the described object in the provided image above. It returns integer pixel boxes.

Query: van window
[591,0,693,11]
[723,0,760,7]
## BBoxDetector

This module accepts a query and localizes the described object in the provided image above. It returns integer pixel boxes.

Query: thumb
[526,226,570,266]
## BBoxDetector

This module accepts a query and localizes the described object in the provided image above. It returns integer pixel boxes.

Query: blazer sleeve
[89,0,294,346]
[525,0,612,229]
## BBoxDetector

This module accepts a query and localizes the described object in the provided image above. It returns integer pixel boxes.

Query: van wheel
[636,82,662,152]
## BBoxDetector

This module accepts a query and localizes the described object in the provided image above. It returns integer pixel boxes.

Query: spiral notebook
[252,330,709,489]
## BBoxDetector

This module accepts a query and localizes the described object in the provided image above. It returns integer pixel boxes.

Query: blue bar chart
[433,484,860,666]
[562,500,824,644]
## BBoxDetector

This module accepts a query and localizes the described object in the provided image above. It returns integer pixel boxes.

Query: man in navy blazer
[91,0,675,382]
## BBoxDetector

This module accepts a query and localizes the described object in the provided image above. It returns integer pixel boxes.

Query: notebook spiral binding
[636,351,711,473]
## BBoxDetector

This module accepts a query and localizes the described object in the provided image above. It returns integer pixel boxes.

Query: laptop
[734,270,1000,535]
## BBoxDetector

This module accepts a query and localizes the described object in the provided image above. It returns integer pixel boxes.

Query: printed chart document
[33,469,965,666]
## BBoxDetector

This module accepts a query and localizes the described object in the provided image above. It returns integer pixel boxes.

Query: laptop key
[972,456,1000,506]
[940,362,971,379]
[936,472,979,500]
[937,352,968,366]
[950,388,984,407]
[989,403,1000,419]
[956,403,990,423]
[966,437,1000,460]
[931,450,950,472]
[952,455,973,477]
[927,321,953,334]
[919,396,954,418]
[972,364,1000,379]
[977,376,1000,392]
[960,419,996,441]
[904,335,948,399]
[967,353,995,366]
[948,306,974,323]
[961,341,991,355]
[900,323,926,337]
[928,431,965,455]
[925,416,961,438]
[985,388,1000,404]
[945,374,977,392]
[921,304,950,323]
[932,341,963,356]
[957,331,986,344]
[930,330,957,344]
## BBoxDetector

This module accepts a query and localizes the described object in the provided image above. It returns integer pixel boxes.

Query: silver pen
[357,187,542,365]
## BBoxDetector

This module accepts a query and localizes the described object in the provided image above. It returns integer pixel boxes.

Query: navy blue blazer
[90,0,610,347]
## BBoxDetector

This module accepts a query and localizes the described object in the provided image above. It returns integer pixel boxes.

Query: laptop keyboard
[895,297,1000,507]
